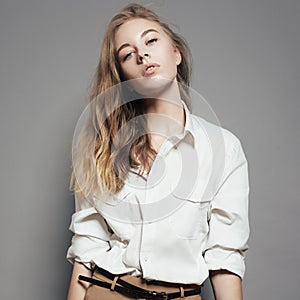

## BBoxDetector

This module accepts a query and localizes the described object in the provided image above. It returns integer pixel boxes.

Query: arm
[204,136,250,299]
[67,261,92,300]
[66,193,112,299]
[210,270,243,300]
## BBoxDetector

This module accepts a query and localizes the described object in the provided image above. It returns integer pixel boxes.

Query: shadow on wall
[59,192,76,299]
[201,279,215,299]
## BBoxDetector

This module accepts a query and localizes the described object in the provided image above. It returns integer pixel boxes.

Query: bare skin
[67,262,91,300]
[210,270,243,300]
[145,98,185,154]
[115,19,185,155]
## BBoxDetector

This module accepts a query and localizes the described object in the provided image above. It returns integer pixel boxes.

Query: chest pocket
[168,198,211,240]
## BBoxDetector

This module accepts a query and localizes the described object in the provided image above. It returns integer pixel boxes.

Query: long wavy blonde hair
[69,3,193,200]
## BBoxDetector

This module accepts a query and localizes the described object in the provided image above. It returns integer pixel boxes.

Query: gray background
[0,0,299,299]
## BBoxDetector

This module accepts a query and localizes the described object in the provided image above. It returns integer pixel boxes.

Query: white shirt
[66,101,250,285]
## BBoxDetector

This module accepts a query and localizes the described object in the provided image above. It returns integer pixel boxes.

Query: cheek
[163,45,180,67]
[120,65,134,80]
[165,53,179,74]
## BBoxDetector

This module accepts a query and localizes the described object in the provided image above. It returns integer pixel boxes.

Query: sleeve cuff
[204,248,246,279]
[66,234,110,268]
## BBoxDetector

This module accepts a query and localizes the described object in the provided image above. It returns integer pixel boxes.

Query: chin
[129,76,177,98]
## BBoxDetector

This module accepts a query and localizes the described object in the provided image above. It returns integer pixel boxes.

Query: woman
[67,3,250,300]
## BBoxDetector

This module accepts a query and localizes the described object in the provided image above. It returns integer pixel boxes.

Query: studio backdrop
[0,0,299,299]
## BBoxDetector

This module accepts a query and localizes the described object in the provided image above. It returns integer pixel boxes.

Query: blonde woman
[67,3,250,300]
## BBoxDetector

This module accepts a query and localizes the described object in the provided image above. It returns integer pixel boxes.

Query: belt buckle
[149,290,167,299]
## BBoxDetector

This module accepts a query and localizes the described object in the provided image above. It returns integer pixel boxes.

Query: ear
[174,46,182,66]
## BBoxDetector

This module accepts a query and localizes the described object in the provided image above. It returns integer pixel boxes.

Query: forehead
[114,18,166,47]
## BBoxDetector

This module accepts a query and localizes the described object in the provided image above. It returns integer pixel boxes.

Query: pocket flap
[171,178,214,203]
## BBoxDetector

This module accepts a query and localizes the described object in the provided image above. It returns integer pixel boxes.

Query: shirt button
[144,256,148,262]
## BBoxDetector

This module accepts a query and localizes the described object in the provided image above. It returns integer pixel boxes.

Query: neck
[143,83,186,139]
[143,80,182,114]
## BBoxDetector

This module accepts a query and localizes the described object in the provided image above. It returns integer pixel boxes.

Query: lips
[143,63,160,77]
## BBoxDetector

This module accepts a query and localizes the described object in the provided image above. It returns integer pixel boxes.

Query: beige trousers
[84,270,202,300]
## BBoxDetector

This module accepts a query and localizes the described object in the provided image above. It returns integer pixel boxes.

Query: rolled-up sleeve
[66,193,112,269]
[203,137,250,279]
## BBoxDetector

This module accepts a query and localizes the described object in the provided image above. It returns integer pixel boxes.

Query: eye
[123,51,134,62]
[146,38,158,45]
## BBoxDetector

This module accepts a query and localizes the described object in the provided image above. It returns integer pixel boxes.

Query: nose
[137,51,150,63]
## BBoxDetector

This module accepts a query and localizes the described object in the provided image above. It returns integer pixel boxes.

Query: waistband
[79,266,202,299]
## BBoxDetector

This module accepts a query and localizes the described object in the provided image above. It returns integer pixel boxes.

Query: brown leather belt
[79,266,201,299]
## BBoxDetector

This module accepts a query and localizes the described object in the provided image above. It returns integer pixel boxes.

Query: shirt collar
[156,100,195,157]
[181,99,196,143]
[129,99,197,175]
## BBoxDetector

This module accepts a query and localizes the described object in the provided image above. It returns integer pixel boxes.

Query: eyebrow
[116,29,159,56]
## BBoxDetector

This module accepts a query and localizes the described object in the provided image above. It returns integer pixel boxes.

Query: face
[114,18,181,83]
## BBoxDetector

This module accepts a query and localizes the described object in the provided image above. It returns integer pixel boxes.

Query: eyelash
[146,38,158,45]
[122,38,158,62]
